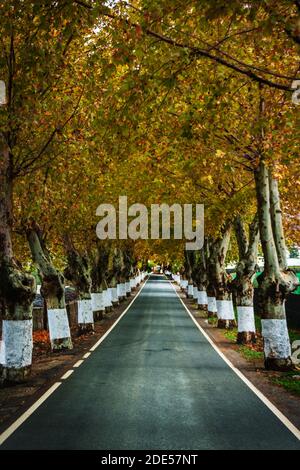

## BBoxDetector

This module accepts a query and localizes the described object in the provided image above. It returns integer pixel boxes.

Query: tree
[64,235,94,334]
[207,224,236,328]
[77,0,300,91]
[0,2,98,380]
[255,158,298,369]
[26,220,73,350]
[231,214,259,343]
[193,243,208,311]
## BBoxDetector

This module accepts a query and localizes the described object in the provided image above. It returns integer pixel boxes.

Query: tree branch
[74,2,300,91]
[14,88,84,177]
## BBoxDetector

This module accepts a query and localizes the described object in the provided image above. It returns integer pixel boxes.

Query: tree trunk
[106,247,119,306]
[64,237,94,334]
[269,175,288,270]
[102,278,113,315]
[210,225,236,329]
[190,251,200,303]
[206,239,218,318]
[116,248,127,301]
[0,143,35,383]
[184,250,194,298]
[196,241,208,311]
[123,249,134,297]
[90,245,108,320]
[178,266,188,291]
[255,160,298,370]
[99,245,114,314]
[90,290,105,320]
[26,222,72,351]
[231,215,259,344]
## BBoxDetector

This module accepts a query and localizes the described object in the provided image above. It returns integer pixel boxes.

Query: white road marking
[170,280,300,442]
[83,352,91,359]
[73,360,84,368]
[0,382,62,446]
[0,276,149,446]
[61,370,74,380]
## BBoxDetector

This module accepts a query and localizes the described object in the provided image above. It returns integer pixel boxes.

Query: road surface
[1,275,299,450]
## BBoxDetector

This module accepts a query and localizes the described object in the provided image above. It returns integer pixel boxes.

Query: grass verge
[223,327,264,361]
[273,372,300,397]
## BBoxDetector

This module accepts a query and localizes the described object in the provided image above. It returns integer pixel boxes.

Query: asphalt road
[1,275,300,450]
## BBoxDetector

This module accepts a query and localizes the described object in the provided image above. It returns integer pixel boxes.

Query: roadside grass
[239,346,263,360]
[208,305,300,371]
[273,372,300,397]
[223,326,264,361]
[289,329,300,343]
[207,316,218,326]
[224,329,237,342]
[216,306,300,395]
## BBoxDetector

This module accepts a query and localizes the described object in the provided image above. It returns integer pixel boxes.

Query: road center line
[73,360,84,368]
[61,370,74,380]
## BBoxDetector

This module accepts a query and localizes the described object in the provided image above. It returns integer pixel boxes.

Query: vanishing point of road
[1,275,299,450]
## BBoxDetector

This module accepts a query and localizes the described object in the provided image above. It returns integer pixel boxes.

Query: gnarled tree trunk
[128,252,138,292]
[26,221,72,350]
[178,264,188,291]
[130,258,138,290]
[123,249,133,297]
[115,248,127,301]
[206,239,217,317]
[184,250,194,298]
[109,246,128,304]
[188,250,198,302]
[64,236,94,334]
[196,240,208,311]
[231,215,259,344]
[209,224,236,329]
[90,243,111,319]
[0,143,35,383]
[99,245,113,314]
[255,160,298,370]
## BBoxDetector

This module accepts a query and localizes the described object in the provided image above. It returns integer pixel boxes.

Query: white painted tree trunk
[125,281,131,296]
[208,226,236,328]
[216,298,235,324]
[187,283,194,298]
[193,285,198,301]
[91,291,105,318]
[64,236,94,334]
[232,215,259,344]
[255,160,298,370]
[180,279,188,290]
[77,299,94,326]
[0,144,36,383]
[197,290,208,309]
[27,224,73,350]
[207,296,217,316]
